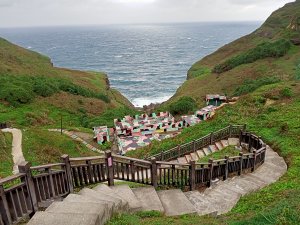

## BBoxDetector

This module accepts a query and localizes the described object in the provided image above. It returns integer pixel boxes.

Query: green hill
[161,0,300,107]
[0,37,137,170]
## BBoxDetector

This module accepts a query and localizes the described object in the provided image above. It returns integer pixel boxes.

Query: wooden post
[208,159,214,187]
[86,160,93,184]
[45,168,55,199]
[18,162,38,212]
[190,160,196,191]
[130,160,135,182]
[160,150,164,161]
[229,125,232,138]
[151,157,158,188]
[239,130,243,147]
[248,134,252,151]
[238,153,243,176]
[177,145,181,158]
[193,140,196,152]
[224,156,229,180]
[243,124,247,132]
[0,185,12,225]
[210,132,214,145]
[172,164,175,186]
[251,150,257,172]
[61,155,74,193]
[105,151,114,186]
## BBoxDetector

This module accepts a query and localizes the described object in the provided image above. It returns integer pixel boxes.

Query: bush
[234,76,281,96]
[0,75,110,106]
[280,87,293,98]
[169,96,197,115]
[213,39,292,73]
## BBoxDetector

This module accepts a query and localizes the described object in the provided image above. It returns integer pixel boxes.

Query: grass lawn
[198,146,241,163]
[0,131,13,178]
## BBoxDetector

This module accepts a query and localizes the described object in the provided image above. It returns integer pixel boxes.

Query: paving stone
[221,140,229,147]
[132,187,164,212]
[215,142,224,151]
[196,150,205,158]
[190,152,199,161]
[157,189,196,216]
[209,145,218,153]
[203,148,211,155]
[228,138,239,146]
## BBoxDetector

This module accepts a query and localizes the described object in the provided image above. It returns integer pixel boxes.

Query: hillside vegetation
[161,0,300,107]
[0,37,136,169]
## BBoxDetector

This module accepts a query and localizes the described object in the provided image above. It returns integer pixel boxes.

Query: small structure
[206,94,227,106]
[182,115,201,127]
[93,126,110,145]
[195,105,216,121]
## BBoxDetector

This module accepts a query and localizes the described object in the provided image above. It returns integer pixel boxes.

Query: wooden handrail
[0,173,26,185]
[113,155,152,165]
[156,161,190,166]
[69,156,106,162]
[30,163,65,170]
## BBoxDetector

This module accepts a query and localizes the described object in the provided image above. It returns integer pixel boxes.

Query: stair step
[209,145,218,153]
[196,150,205,158]
[46,201,106,225]
[215,142,224,151]
[63,194,112,223]
[228,138,239,146]
[93,184,129,210]
[184,191,218,216]
[110,185,142,212]
[78,188,123,213]
[203,148,211,156]
[185,154,192,163]
[132,187,164,212]
[190,152,199,161]
[178,157,187,164]
[27,211,99,225]
[220,140,229,148]
[157,189,197,216]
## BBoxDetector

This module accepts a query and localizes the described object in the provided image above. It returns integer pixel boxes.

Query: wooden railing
[147,124,246,161]
[0,125,267,225]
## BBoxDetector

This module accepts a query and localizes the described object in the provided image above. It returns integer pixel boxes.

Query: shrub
[234,76,281,96]
[0,85,34,106]
[280,87,293,98]
[213,39,292,73]
[169,96,197,115]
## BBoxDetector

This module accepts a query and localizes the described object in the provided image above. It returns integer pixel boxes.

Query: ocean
[0,22,260,107]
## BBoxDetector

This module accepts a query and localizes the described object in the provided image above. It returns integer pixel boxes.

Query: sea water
[0,22,260,107]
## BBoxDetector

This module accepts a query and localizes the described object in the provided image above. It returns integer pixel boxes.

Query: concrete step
[228,138,239,146]
[184,191,217,216]
[203,148,211,156]
[190,152,199,161]
[185,154,192,163]
[157,189,197,216]
[209,145,218,153]
[240,174,268,189]
[110,185,142,212]
[93,184,129,210]
[215,142,224,151]
[196,150,205,158]
[221,140,229,148]
[63,194,112,223]
[78,188,123,213]
[132,187,164,212]
[46,201,106,225]
[178,157,187,164]
[27,211,99,225]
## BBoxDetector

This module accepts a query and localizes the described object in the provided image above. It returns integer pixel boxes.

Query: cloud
[0,0,295,27]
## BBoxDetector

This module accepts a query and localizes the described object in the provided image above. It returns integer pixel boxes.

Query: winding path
[2,128,25,174]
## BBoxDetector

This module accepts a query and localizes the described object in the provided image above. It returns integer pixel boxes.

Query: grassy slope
[163,0,300,106]
[0,131,13,178]
[0,38,136,171]
[120,1,300,224]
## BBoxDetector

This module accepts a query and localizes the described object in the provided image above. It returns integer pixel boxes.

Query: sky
[0,0,295,28]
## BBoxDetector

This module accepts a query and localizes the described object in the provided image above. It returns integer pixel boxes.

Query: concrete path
[185,146,287,216]
[2,128,25,174]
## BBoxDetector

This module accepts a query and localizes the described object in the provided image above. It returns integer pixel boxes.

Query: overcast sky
[0,0,295,28]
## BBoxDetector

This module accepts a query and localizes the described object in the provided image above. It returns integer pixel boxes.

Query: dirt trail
[2,128,25,174]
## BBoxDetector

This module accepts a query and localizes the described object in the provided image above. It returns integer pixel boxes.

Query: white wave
[27,46,32,49]
[114,55,123,58]
[132,96,172,107]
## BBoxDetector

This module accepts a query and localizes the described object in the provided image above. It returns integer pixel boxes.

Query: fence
[0,125,266,225]
[148,124,246,161]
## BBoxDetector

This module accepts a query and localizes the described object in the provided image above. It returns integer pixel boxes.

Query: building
[206,94,227,106]
[93,126,110,145]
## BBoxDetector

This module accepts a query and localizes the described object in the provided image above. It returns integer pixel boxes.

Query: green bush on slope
[213,39,292,74]
[169,96,197,115]
[0,75,110,106]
